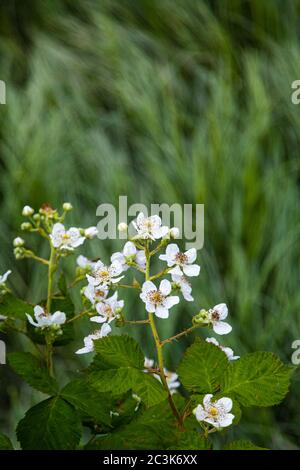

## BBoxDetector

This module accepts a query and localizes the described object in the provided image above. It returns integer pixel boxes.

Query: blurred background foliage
[0,0,300,449]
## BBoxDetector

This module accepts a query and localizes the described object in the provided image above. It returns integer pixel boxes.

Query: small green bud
[63,202,73,211]
[21,222,32,231]
[22,205,34,216]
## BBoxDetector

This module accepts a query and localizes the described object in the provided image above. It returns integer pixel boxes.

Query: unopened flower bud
[84,226,98,239]
[63,202,73,212]
[33,213,41,222]
[21,222,32,231]
[170,227,180,239]
[13,237,25,247]
[192,309,208,326]
[14,247,25,260]
[22,205,34,217]
[118,222,128,232]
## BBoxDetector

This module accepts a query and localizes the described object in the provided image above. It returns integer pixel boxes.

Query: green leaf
[224,440,267,450]
[94,334,144,369]
[0,293,34,320]
[86,399,179,450]
[58,272,67,296]
[177,338,229,393]
[89,368,167,407]
[221,352,293,407]
[61,379,112,425]
[0,433,14,450]
[17,397,81,450]
[8,352,59,395]
[169,431,211,450]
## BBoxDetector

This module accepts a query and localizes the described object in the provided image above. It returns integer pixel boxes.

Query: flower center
[140,218,154,232]
[147,290,165,305]
[209,406,219,417]
[62,233,71,242]
[210,309,220,321]
[103,305,114,318]
[175,252,188,265]
[95,290,106,300]
[97,269,110,281]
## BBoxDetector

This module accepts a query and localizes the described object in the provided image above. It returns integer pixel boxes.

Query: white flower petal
[164,295,180,309]
[185,248,197,263]
[51,311,66,325]
[218,413,235,427]
[123,241,137,257]
[142,281,157,294]
[34,305,45,317]
[203,394,213,409]
[182,264,200,277]
[216,397,233,413]
[26,313,38,327]
[213,321,232,335]
[155,306,169,319]
[90,316,106,323]
[214,303,228,320]
[169,266,183,276]
[194,405,206,422]
[159,279,171,296]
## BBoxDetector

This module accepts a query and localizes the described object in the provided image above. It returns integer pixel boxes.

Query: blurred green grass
[0,0,300,449]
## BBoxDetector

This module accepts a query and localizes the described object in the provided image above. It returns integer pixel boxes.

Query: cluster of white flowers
[76,213,199,353]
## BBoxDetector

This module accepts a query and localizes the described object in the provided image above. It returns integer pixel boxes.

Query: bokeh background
[0,0,300,449]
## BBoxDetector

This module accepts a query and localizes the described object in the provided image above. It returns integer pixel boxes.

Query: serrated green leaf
[177,338,229,393]
[8,352,59,395]
[61,379,112,425]
[0,433,14,450]
[94,334,144,369]
[221,352,293,407]
[88,368,167,407]
[0,293,34,320]
[169,431,211,450]
[86,399,179,450]
[224,440,267,450]
[17,397,81,450]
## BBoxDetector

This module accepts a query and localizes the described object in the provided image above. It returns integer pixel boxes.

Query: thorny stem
[46,245,56,314]
[114,284,140,290]
[67,310,91,324]
[45,244,57,376]
[25,252,49,266]
[161,325,198,347]
[149,267,171,282]
[145,241,184,430]
[123,319,150,325]
[45,334,54,377]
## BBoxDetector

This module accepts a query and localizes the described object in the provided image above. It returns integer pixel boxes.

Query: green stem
[161,325,198,347]
[45,334,54,377]
[46,245,56,314]
[149,267,171,281]
[124,319,150,325]
[67,310,90,324]
[145,241,183,430]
